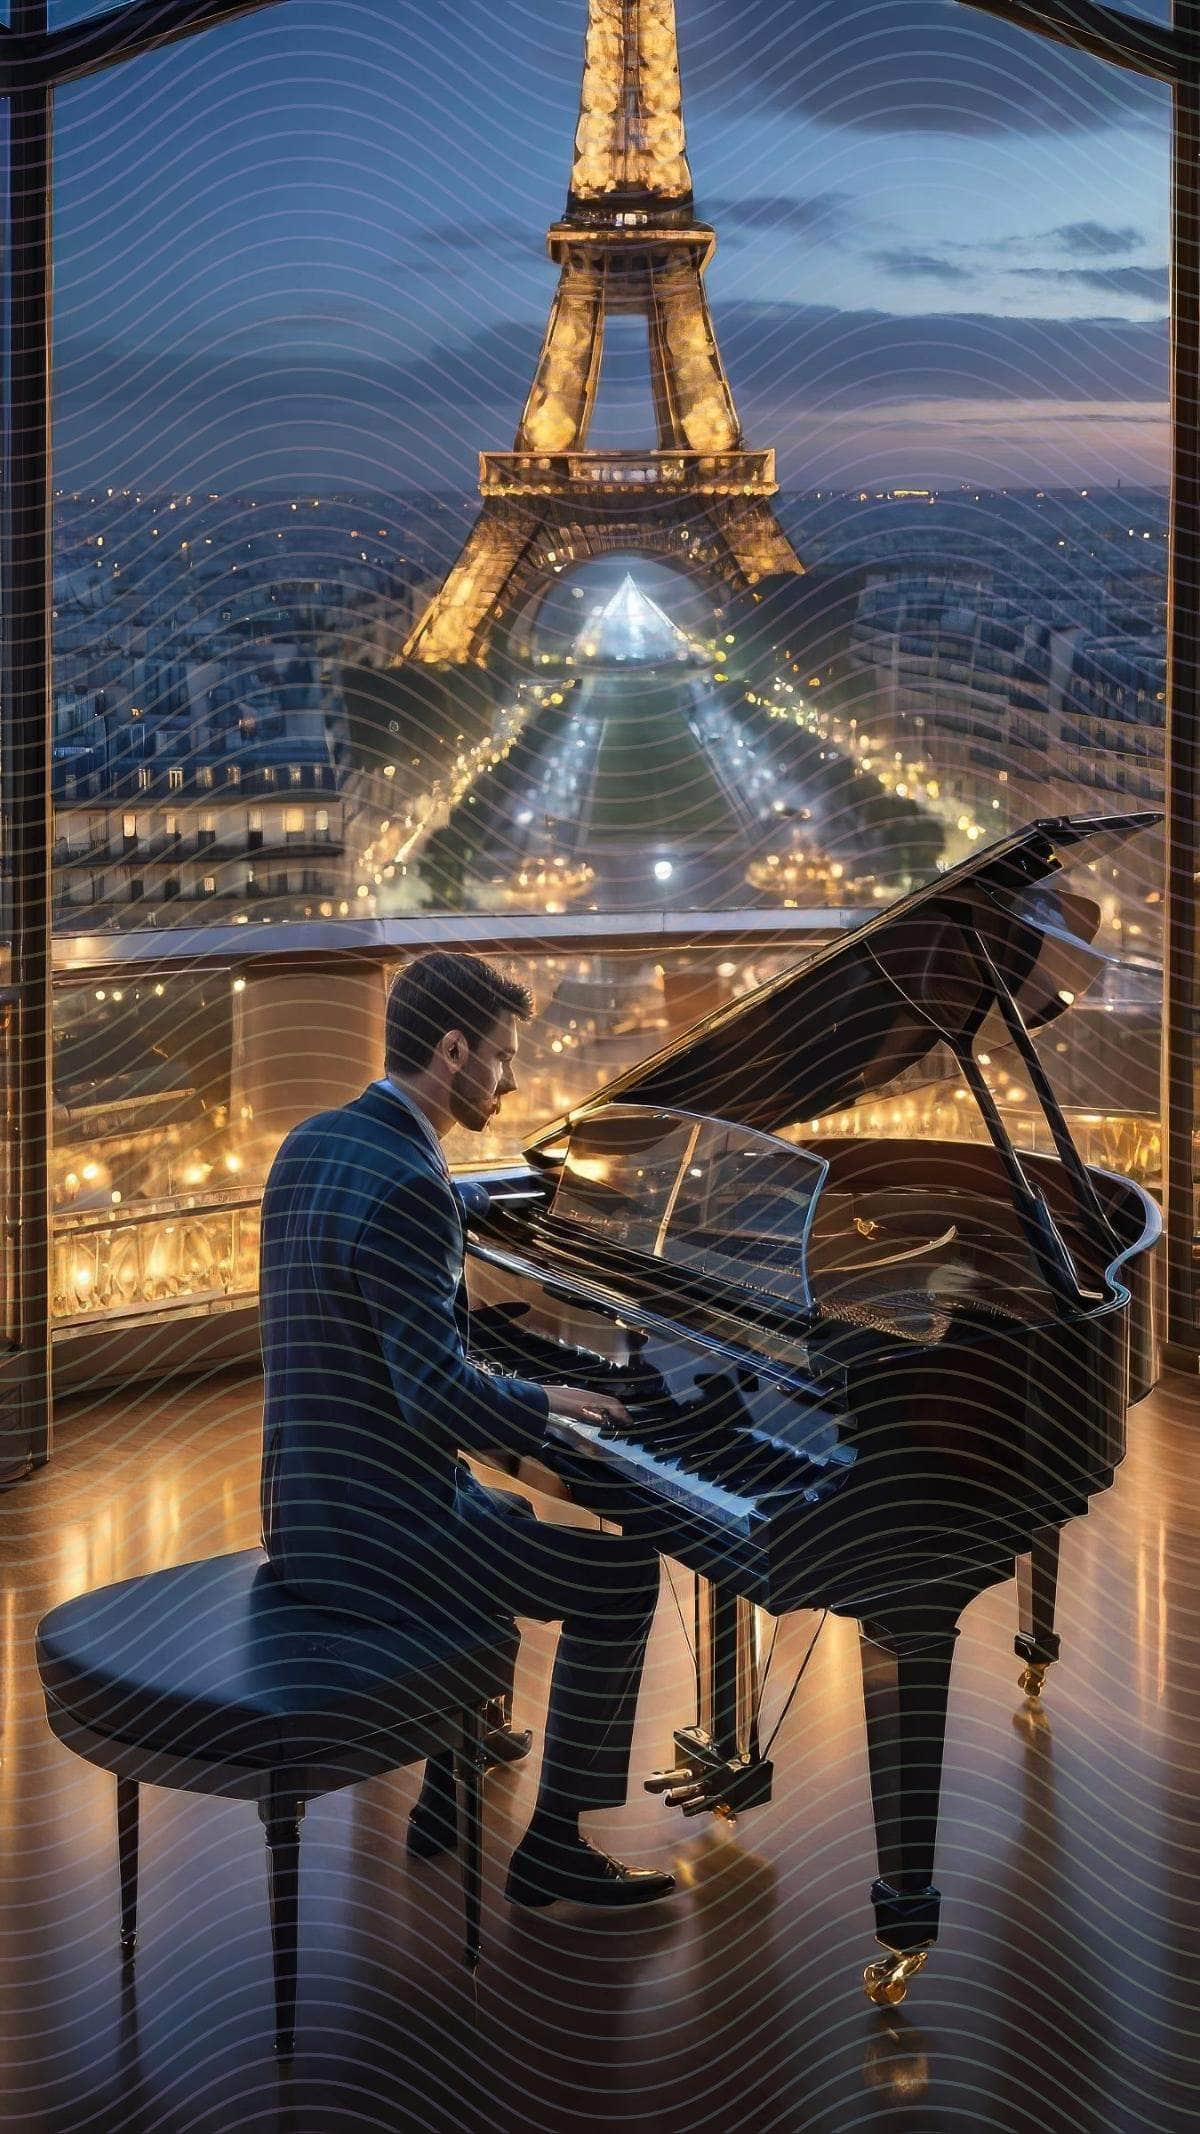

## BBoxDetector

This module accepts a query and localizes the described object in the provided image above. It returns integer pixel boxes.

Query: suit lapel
[351,1083,466,1255]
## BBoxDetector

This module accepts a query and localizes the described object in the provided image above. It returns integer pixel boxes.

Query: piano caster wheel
[863,1951,929,2007]
[1018,1661,1049,1699]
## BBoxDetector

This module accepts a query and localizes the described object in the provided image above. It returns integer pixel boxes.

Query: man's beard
[451,1084,494,1132]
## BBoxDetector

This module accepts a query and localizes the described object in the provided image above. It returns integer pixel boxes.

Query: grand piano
[461,813,1161,2004]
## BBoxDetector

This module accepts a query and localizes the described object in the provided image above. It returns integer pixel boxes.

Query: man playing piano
[258,950,676,1908]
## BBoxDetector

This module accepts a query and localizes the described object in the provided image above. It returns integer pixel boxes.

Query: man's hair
[384,951,533,1073]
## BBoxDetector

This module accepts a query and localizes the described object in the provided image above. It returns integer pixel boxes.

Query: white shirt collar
[373,1077,450,1179]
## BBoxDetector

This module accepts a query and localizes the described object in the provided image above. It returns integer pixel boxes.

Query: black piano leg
[858,1606,961,2007]
[1015,1526,1063,1701]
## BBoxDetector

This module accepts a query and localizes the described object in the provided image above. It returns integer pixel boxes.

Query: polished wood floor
[2,1364,1199,2134]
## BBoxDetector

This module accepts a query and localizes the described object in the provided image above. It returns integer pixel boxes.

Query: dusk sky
[47,0,1173,494]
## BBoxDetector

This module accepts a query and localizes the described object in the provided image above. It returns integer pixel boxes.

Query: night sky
[47,0,1172,494]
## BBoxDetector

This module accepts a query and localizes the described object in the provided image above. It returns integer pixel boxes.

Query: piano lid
[527,812,1162,1149]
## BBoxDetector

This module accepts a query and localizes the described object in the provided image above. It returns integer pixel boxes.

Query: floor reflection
[2,1372,1199,2131]
[861,2015,931,2106]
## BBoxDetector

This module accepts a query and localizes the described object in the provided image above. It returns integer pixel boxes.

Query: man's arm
[353,1169,552,1466]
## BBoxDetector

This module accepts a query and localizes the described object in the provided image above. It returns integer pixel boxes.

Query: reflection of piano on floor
[462,813,1161,2005]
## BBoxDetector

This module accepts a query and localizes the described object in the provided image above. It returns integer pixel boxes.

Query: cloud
[702,191,852,240]
[710,299,1166,409]
[1011,264,1168,304]
[870,248,973,285]
[420,220,532,254]
[943,221,1151,263]
[390,218,535,273]
[1051,221,1144,258]
[392,194,857,280]
[331,298,1168,424]
[685,1,1168,138]
[50,295,1168,493]
[1072,264,1169,303]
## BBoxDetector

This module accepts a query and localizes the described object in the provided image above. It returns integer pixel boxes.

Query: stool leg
[258,1783,304,2058]
[116,1777,139,1956]
[457,1708,486,1974]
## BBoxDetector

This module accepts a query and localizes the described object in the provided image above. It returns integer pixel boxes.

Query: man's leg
[473,1483,535,1764]
[407,1485,534,1859]
[459,1501,675,1907]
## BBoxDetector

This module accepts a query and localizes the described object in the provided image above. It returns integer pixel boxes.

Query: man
[259,950,674,1907]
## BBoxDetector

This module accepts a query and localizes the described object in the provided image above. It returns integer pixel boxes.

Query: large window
[1,0,1188,1415]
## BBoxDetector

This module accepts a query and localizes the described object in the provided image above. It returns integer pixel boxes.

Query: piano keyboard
[545,1411,765,1538]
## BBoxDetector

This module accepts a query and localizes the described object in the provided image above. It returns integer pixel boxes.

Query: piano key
[545,1414,761,1537]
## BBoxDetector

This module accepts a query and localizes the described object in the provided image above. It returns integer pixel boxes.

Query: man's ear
[442,1028,468,1070]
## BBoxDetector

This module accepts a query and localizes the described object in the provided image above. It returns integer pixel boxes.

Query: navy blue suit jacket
[259,1081,550,1611]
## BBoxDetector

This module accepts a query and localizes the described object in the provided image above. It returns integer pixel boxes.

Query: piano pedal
[644,1764,695,1795]
[649,1746,776,1818]
[664,1781,713,1812]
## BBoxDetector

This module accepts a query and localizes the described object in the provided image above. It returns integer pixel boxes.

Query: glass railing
[53,1196,261,1324]
[43,910,1168,1335]
[48,920,849,1328]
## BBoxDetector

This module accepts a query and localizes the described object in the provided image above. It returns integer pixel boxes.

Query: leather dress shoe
[505,1833,676,1909]
[482,1723,534,1767]
[406,1792,458,1861]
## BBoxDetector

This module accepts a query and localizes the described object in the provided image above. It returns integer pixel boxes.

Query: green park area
[583,673,736,840]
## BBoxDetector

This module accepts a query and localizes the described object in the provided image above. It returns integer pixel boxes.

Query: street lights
[958,0,1200,1368]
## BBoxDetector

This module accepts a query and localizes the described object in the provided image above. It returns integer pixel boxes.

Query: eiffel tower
[404,0,805,667]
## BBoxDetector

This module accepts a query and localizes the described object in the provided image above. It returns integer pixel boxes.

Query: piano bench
[35,1548,519,2058]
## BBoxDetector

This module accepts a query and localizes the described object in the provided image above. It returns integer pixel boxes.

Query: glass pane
[47,0,581,936]
[439,942,808,1169]
[41,0,1177,1321]
[53,970,237,1214]
[45,935,814,1328]
[551,1108,700,1252]
[50,951,386,1324]
[690,33,1169,1214]
[661,1121,825,1309]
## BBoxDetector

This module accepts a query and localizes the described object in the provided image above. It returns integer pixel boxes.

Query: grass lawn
[584,672,737,840]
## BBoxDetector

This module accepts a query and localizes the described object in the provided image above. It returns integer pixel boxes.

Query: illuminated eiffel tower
[404,0,805,666]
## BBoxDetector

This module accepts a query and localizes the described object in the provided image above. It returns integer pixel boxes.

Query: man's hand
[543,1384,632,1433]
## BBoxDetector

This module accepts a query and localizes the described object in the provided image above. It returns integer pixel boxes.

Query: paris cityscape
[43,0,1170,1337]
[50,463,1167,1327]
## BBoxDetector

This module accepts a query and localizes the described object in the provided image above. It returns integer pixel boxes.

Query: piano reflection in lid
[461,813,1161,2005]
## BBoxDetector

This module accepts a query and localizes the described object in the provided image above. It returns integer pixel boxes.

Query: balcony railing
[40,910,856,1335]
[54,1196,261,1325]
[54,831,342,866]
[26,907,1164,1345]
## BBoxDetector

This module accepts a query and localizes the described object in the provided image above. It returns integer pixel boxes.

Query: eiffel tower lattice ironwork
[404,0,805,666]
